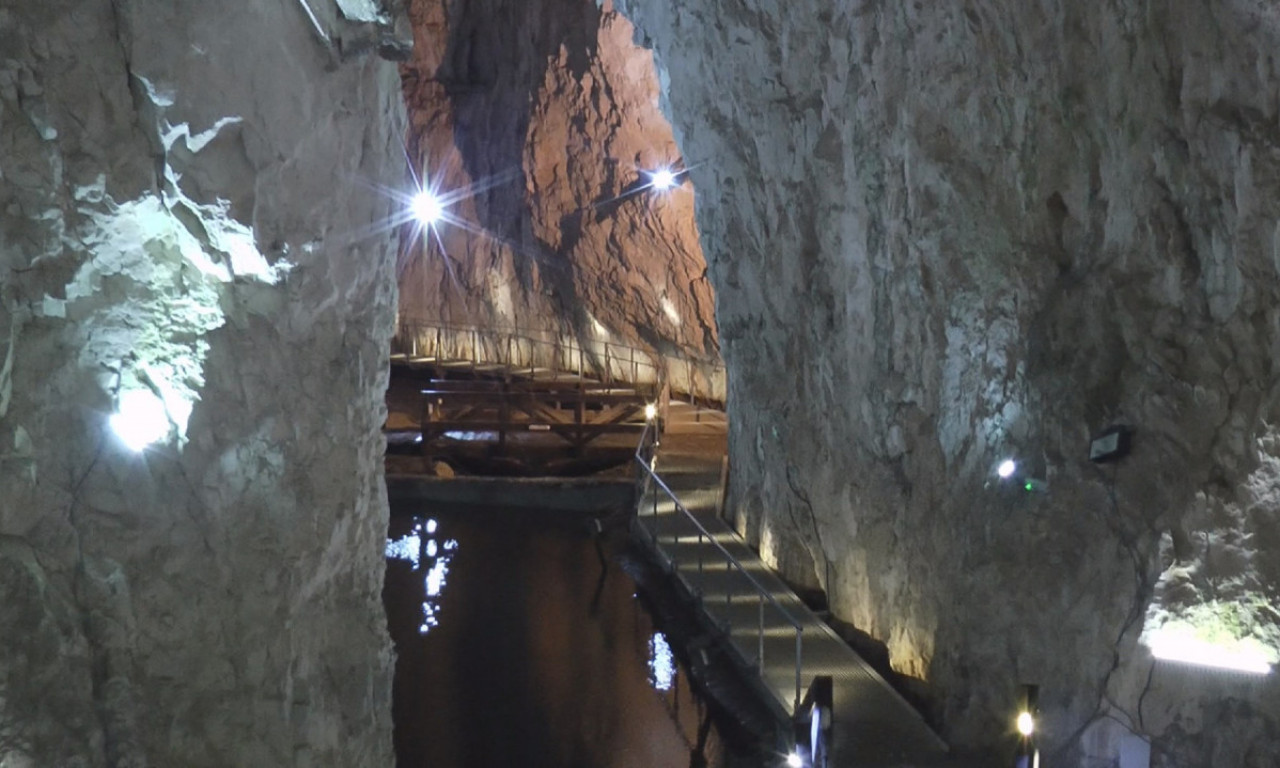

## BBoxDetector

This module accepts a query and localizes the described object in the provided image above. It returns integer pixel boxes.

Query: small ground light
[411,190,443,225]
[650,168,676,190]
[997,459,1017,479]
[644,403,657,421]
[1016,711,1035,736]
[1014,684,1040,768]
[785,752,804,768]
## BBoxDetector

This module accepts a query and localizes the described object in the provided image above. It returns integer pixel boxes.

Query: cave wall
[400,0,718,363]
[0,1,403,764]
[614,0,1280,763]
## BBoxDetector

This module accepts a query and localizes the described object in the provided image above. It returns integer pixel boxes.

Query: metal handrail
[392,317,727,405]
[632,420,805,711]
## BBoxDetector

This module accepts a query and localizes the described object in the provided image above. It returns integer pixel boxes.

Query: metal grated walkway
[637,403,951,767]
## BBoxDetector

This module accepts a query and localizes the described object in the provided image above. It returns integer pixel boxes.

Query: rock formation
[399,0,718,364]
[613,0,1280,762]
[0,1,403,764]
[7,0,1278,763]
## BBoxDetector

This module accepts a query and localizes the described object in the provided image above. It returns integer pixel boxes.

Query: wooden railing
[392,318,727,406]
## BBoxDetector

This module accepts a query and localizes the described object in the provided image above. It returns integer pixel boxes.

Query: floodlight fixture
[1016,711,1035,736]
[110,389,170,452]
[649,168,676,190]
[411,190,444,226]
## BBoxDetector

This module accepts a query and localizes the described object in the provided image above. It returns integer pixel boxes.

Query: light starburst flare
[411,190,444,226]
[649,168,677,190]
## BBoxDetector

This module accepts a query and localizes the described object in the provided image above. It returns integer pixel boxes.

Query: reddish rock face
[399,0,718,363]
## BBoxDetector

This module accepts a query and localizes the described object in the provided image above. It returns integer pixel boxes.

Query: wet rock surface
[0,0,402,764]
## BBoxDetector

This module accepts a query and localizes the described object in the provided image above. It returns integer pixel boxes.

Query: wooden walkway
[391,319,727,407]
[639,403,952,768]
[388,321,724,457]
[389,353,654,456]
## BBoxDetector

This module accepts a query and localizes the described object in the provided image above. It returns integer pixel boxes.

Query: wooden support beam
[419,421,644,436]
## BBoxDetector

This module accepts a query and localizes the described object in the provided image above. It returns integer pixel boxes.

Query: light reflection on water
[385,517,456,634]
[384,532,421,567]
[649,632,676,692]
[442,430,499,441]
[383,507,737,768]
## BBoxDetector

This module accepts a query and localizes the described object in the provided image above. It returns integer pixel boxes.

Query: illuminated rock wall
[400,0,718,363]
[0,1,402,764]
[615,0,1280,763]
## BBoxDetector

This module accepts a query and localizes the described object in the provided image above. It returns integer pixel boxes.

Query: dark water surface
[384,506,733,768]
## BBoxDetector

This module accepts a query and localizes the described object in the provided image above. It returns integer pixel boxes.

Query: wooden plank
[420,421,644,435]
[419,390,647,407]
[591,403,643,426]
[421,380,505,393]
[504,399,571,426]
[431,404,481,422]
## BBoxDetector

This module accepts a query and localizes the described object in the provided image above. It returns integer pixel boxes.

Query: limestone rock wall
[400,0,717,362]
[0,1,403,764]
[616,0,1280,763]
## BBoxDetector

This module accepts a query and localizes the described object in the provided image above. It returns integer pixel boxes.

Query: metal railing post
[758,593,765,670]
[652,483,658,544]
[670,519,678,572]
[794,629,803,711]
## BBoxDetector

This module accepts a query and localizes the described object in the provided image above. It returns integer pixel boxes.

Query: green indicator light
[1024,482,1034,492]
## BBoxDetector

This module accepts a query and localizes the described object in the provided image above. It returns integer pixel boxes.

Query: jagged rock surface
[615,0,1280,763]
[0,1,402,765]
[400,0,717,362]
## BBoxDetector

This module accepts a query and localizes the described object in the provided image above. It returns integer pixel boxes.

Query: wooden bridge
[387,319,724,468]
[391,318,726,405]
[415,377,649,452]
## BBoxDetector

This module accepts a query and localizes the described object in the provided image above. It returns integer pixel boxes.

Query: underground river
[383,504,754,767]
